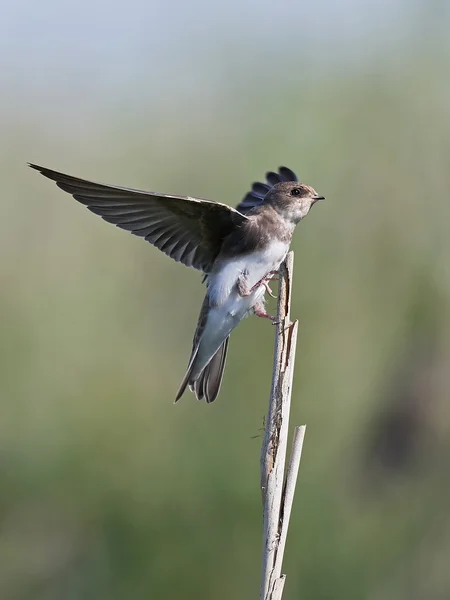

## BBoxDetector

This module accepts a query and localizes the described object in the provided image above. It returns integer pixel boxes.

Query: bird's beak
[312,195,325,204]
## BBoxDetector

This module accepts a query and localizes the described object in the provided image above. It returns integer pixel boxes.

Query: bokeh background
[2,0,450,598]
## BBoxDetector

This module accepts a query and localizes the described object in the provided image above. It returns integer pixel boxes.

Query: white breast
[208,239,289,308]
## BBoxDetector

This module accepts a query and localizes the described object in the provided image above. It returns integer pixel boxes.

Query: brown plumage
[29,163,323,403]
[28,163,246,273]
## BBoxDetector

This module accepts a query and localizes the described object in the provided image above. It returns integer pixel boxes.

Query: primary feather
[28,163,248,273]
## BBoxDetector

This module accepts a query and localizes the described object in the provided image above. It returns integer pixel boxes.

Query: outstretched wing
[236,166,298,214]
[29,164,248,273]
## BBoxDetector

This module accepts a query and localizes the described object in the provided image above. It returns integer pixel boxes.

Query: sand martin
[29,164,323,402]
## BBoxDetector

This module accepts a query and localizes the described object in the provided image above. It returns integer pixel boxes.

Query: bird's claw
[263,280,277,299]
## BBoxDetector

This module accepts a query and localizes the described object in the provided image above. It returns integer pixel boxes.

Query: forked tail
[175,337,230,403]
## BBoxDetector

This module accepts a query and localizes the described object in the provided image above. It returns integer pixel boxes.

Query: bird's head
[266,181,324,224]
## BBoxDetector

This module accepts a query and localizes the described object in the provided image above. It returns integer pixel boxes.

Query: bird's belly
[196,244,285,372]
[223,286,263,319]
[209,241,288,307]
[205,288,262,346]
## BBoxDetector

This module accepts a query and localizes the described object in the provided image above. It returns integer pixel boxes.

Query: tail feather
[174,295,209,403]
[175,343,200,402]
[193,368,207,401]
[194,337,229,403]
[175,337,230,403]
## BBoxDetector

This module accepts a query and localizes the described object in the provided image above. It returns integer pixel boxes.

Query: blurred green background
[2,0,450,598]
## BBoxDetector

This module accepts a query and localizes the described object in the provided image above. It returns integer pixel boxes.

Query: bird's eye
[290,188,301,196]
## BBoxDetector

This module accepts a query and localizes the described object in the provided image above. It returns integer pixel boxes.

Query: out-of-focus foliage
[1,1,450,598]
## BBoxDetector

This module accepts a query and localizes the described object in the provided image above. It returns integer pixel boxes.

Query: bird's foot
[265,270,279,282]
[247,276,276,296]
[254,307,277,322]
[238,271,278,298]
[262,280,277,299]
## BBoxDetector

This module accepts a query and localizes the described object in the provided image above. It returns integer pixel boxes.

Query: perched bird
[29,164,323,402]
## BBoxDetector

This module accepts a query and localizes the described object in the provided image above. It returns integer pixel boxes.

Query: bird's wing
[236,166,298,214]
[29,163,249,273]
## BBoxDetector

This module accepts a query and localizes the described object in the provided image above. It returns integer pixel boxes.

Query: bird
[28,163,324,403]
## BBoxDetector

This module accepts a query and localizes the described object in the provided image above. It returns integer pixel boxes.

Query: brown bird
[29,164,323,402]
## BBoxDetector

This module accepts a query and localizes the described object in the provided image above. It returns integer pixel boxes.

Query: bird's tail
[175,337,229,404]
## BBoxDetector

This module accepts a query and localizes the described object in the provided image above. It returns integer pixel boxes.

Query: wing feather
[29,163,248,273]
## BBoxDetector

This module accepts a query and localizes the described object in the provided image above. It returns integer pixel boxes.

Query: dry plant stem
[259,252,306,600]
[273,425,306,579]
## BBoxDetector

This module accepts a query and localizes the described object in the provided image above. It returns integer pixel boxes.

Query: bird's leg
[253,304,277,322]
[255,308,278,325]
[237,270,251,297]
[237,269,263,297]
[252,274,278,298]
[238,271,278,298]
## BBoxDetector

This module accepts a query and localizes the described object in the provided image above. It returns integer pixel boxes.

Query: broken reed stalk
[260,251,307,600]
